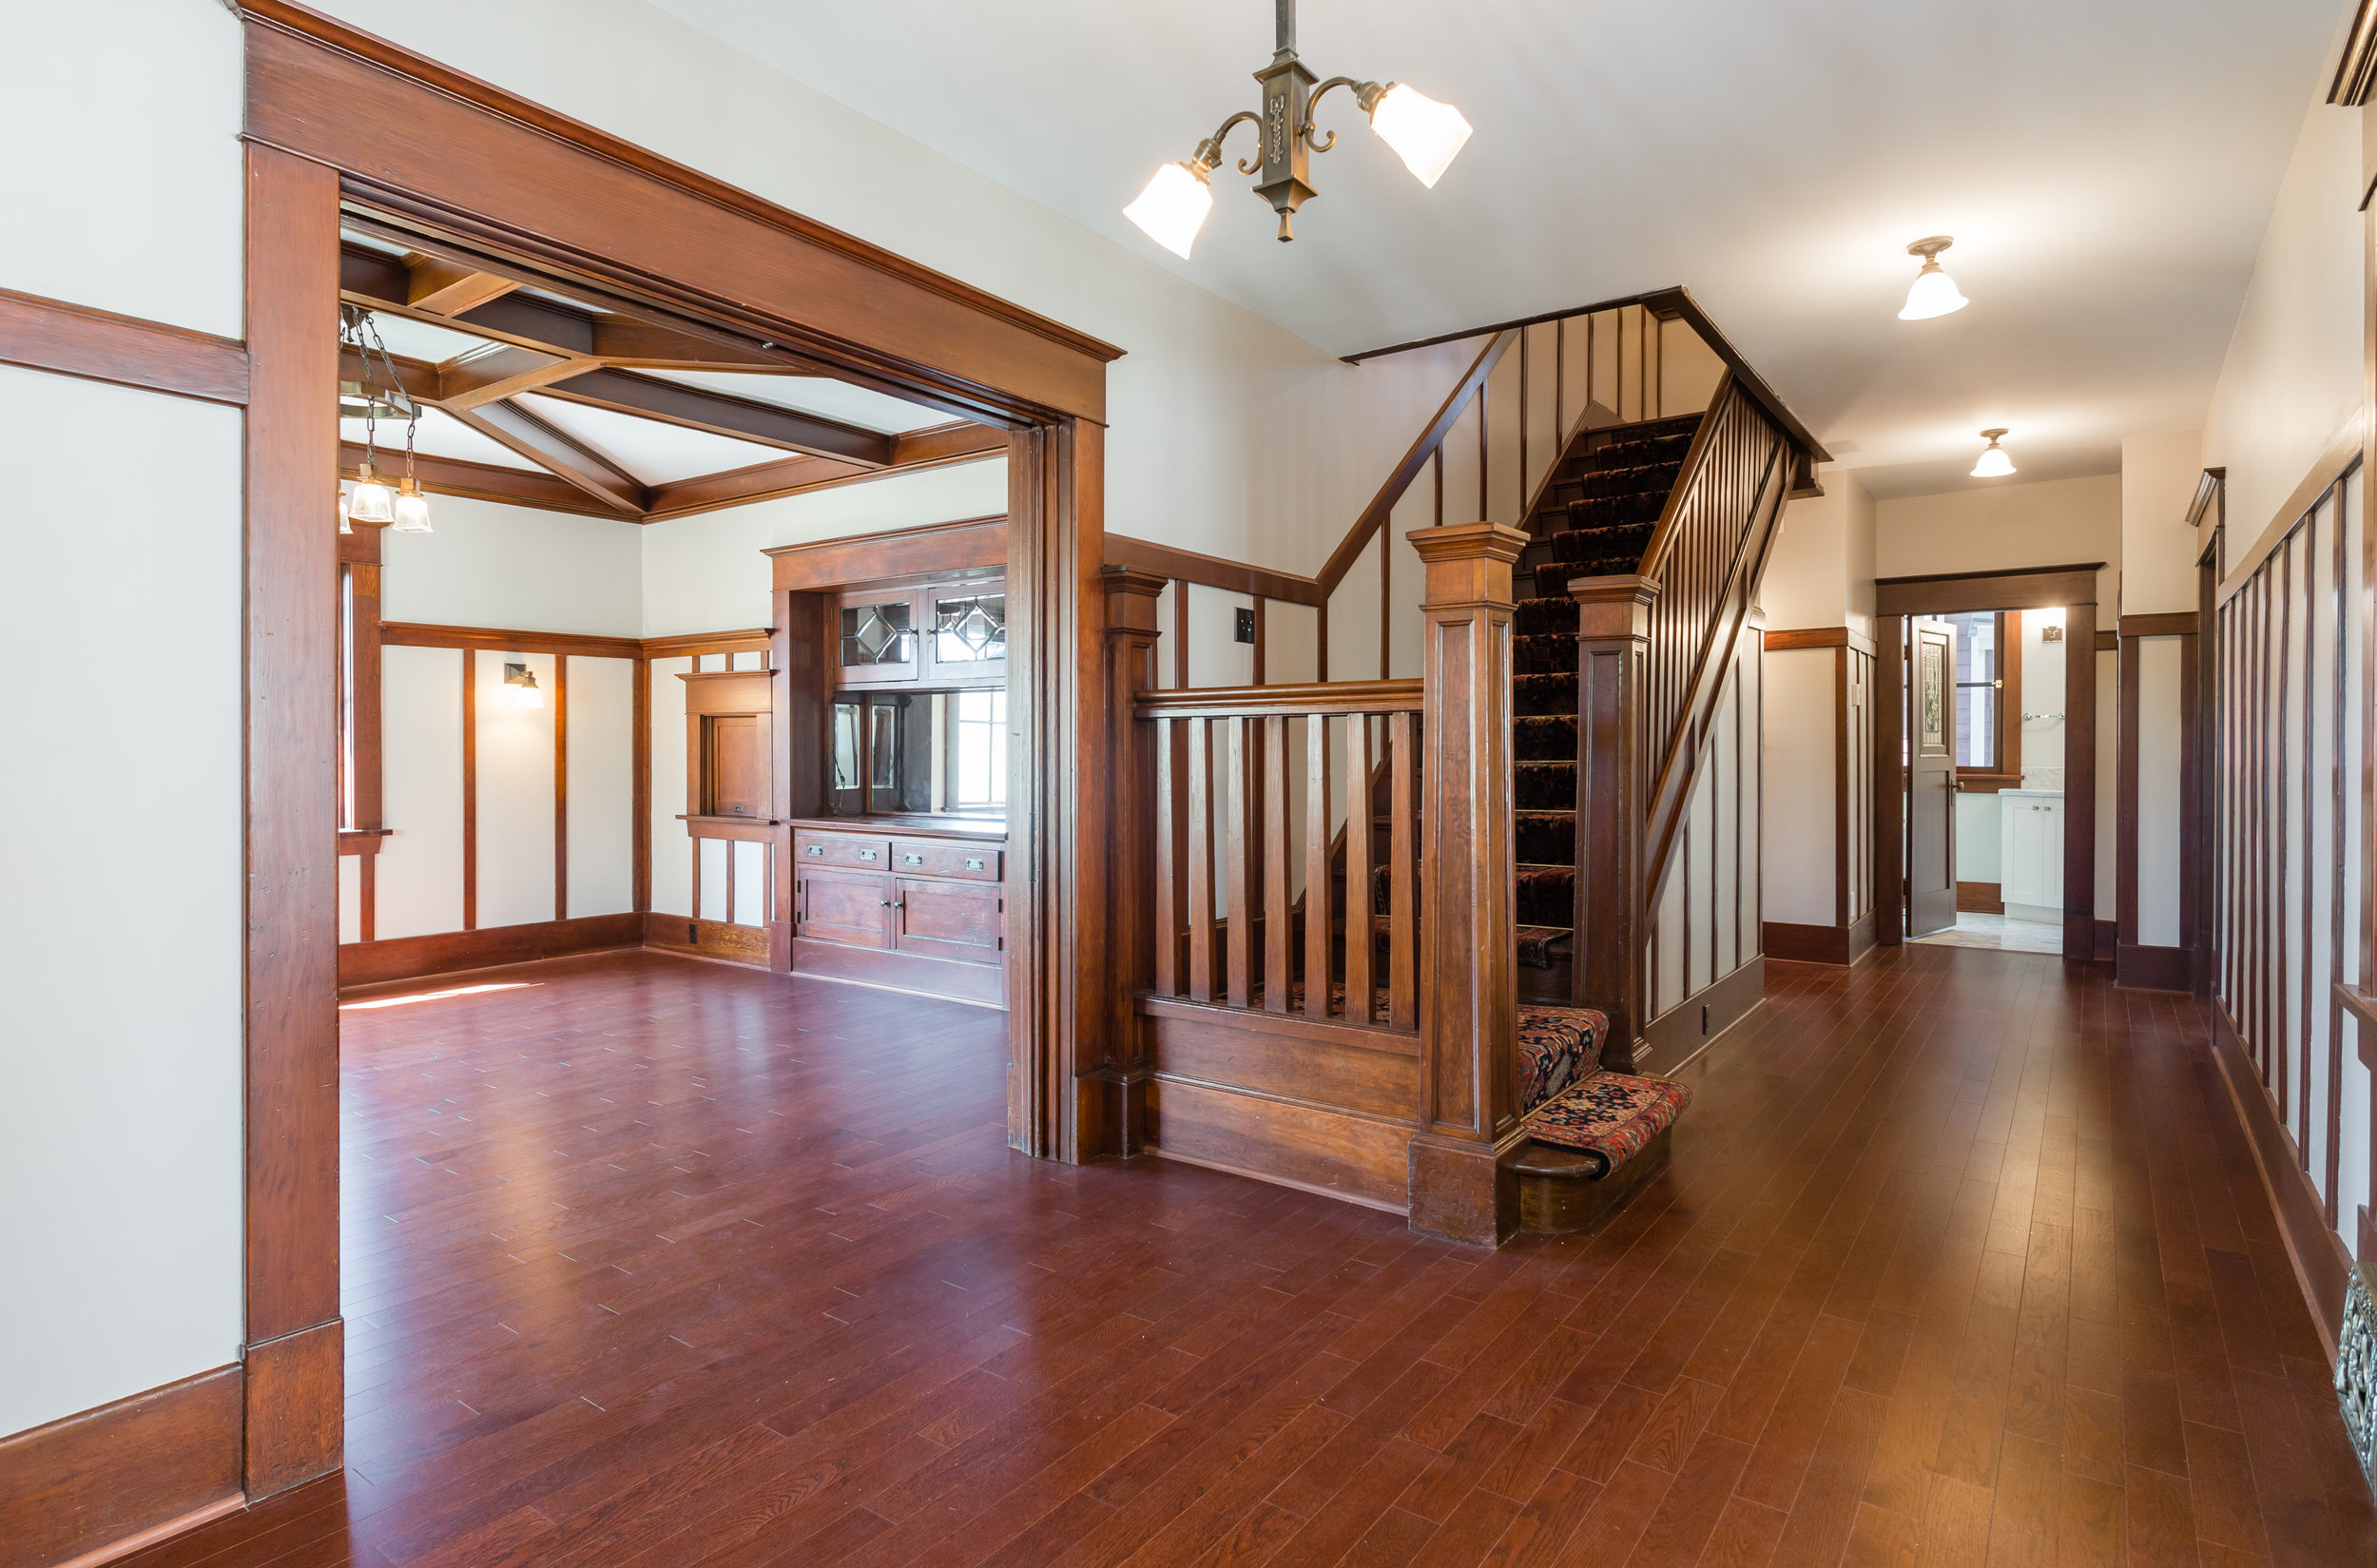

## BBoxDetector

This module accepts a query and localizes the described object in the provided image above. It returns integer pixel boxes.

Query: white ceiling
[642,368,954,434]
[652,0,2348,496]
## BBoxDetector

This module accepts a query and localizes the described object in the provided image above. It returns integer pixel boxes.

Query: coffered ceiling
[651,0,2349,496]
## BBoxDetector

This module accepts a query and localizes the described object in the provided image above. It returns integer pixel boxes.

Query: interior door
[1907,617,1960,937]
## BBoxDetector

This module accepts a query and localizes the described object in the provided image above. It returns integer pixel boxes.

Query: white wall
[377,646,468,940]
[383,494,645,636]
[2203,99,2366,555]
[0,0,248,1436]
[2121,430,2207,614]
[1761,648,1836,927]
[567,657,637,919]
[1765,472,1877,636]
[0,367,246,1434]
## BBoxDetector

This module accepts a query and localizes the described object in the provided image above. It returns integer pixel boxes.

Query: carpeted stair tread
[1575,431,1695,471]
[1557,460,1684,502]
[1545,522,1660,565]
[1517,866,1573,927]
[1516,762,1575,809]
[1514,600,1580,636]
[1522,1071,1691,1176]
[1516,811,1575,865]
[1516,1002,1607,1113]
[1516,671,1577,716]
[1516,926,1570,971]
[1514,714,1579,761]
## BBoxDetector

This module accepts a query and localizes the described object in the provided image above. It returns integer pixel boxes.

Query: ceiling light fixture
[504,663,544,708]
[1899,236,1968,320]
[1125,0,1471,258]
[1971,428,2015,478]
[338,304,431,533]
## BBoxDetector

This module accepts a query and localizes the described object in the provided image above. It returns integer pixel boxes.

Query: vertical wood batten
[242,141,345,1499]
[1225,716,1251,1008]
[1304,715,1332,1022]
[1262,715,1289,1013]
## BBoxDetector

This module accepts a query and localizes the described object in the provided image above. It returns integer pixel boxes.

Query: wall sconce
[504,663,544,708]
[1124,0,1470,257]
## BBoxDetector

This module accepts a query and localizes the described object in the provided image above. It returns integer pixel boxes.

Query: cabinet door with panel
[893,878,1003,964]
[798,869,894,949]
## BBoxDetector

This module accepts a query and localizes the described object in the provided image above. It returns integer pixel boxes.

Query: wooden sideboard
[789,817,1005,1005]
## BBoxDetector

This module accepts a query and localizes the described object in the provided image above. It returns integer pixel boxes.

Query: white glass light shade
[392,480,433,534]
[511,681,544,708]
[504,665,544,708]
[338,491,353,534]
[1899,261,1968,320]
[1125,163,1213,259]
[1971,440,2015,478]
[349,473,395,525]
[1368,85,1471,187]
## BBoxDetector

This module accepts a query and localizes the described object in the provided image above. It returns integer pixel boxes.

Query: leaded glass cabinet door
[836,592,919,686]
[921,583,1007,685]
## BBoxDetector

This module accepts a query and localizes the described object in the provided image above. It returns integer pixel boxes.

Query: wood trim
[1639,956,1766,1074]
[2117,630,2140,945]
[1956,881,2004,914]
[2334,0,2377,106]
[382,621,645,660]
[0,286,249,406]
[238,7,1118,421]
[1104,534,1324,607]
[2186,467,2228,531]
[767,514,1006,590]
[639,629,773,660]
[2115,942,2193,993]
[338,912,645,987]
[639,431,1005,523]
[341,441,619,517]
[2118,611,2199,637]
[241,143,343,1500]
[1874,563,2102,615]
[632,658,650,913]
[1763,917,1874,966]
[552,655,569,920]
[1763,625,1876,656]
[2210,1006,2353,1359]
[0,1366,243,1568]
[2217,427,2363,604]
[2064,603,2099,961]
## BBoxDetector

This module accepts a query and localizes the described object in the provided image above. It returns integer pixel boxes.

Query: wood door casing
[1907,618,1960,938]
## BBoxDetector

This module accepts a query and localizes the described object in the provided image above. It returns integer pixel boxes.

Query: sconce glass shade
[392,478,433,534]
[1971,434,2015,478]
[348,471,396,525]
[504,664,544,708]
[338,491,353,534]
[1899,259,1968,320]
[1368,84,1471,187]
[1125,162,1214,259]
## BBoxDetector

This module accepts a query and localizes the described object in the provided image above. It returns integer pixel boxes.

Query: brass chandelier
[1125,0,1472,258]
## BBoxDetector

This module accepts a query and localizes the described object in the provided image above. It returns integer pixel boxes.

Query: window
[840,599,914,667]
[1943,610,2002,771]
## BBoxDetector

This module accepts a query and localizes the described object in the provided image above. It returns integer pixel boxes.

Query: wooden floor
[125,944,2377,1568]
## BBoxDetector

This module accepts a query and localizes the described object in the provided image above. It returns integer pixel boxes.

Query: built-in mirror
[830,688,1007,820]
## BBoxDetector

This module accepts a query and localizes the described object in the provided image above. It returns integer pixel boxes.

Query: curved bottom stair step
[1516,1126,1673,1234]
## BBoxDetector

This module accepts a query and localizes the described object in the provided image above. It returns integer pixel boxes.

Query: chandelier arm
[1301,76,1376,153]
[1194,109,1262,178]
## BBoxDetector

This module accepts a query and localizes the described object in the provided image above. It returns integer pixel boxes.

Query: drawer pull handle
[804,845,822,858]
[964,857,985,871]
[858,849,879,861]
[880,900,892,908]
[903,853,924,865]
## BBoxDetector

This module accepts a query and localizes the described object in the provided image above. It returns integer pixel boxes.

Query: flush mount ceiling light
[1899,236,1969,320]
[503,663,544,708]
[1971,428,2015,478]
[1124,0,1472,258]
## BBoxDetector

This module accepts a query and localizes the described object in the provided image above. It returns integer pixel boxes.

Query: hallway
[128,948,2376,1568]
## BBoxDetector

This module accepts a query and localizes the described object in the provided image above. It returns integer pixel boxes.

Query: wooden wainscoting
[1139,997,1420,1212]
[1639,955,1766,1074]
[338,913,643,988]
[2211,1007,2354,1357]
[0,1366,245,1568]
[1762,915,1875,967]
[642,911,773,970]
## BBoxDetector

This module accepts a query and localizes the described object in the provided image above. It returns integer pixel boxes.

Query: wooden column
[771,590,824,973]
[1406,522,1527,1247]
[1571,574,1658,1071]
[1097,568,1168,1154]
[1874,614,1906,946]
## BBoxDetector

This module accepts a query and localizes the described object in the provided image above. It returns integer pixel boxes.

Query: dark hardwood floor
[122,944,2375,1567]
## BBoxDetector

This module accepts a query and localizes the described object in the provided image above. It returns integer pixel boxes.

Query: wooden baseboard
[2116,941,2193,993]
[0,1365,243,1568]
[646,912,773,969]
[243,1318,341,1499]
[787,932,1003,1002]
[1956,881,2004,914]
[2093,919,2116,962]
[339,913,642,987]
[1763,917,1874,967]
[1639,956,1764,1074]
[2210,1006,2352,1361]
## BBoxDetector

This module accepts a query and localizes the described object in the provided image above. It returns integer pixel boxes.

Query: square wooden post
[1096,568,1168,1154]
[1407,522,1529,1246]
[1571,575,1658,1071]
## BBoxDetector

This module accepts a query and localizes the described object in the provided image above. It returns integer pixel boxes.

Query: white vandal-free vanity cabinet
[1999,789,2064,912]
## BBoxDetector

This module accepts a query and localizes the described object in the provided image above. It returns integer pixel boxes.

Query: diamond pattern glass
[933,593,1007,664]
[840,600,913,667]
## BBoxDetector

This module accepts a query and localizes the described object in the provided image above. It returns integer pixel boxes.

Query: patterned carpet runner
[1515,1000,1691,1178]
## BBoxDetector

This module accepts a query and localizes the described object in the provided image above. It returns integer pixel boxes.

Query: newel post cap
[1406,520,1529,566]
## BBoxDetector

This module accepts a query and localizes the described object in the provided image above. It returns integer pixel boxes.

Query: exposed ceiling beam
[643,420,1008,521]
[891,420,1011,467]
[540,366,895,466]
[340,441,624,519]
[436,345,597,410]
[403,255,521,317]
[443,399,648,516]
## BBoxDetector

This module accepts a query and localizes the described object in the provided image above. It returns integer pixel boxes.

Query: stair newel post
[1098,568,1169,1156]
[1407,521,1530,1247]
[1570,574,1659,1072]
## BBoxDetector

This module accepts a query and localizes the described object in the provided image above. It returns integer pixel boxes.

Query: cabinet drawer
[890,840,1002,881]
[895,879,1003,964]
[794,832,894,871]
[797,869,893,949]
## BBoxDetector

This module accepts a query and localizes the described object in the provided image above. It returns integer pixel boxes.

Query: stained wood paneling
[0,1366,243,1568]
[339,913,645,988]
[0,285,249,405]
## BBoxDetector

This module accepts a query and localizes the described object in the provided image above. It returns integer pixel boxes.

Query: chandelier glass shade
[1971,429,2014,478]
[1125,0,1469,258]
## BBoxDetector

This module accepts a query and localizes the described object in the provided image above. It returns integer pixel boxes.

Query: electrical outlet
[1234,607,1256,644]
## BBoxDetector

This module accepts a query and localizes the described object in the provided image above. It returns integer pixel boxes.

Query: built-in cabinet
[790,824,1004,1004]
[2000,789,2064,911]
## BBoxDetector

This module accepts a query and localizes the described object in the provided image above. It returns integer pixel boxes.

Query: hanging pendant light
[1899,236,1968,320]
[1125,0,1470,256]
[1971,428,2015,478]
[338,489,354,535]
[392,476,434,533]
[348,465,396,524]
